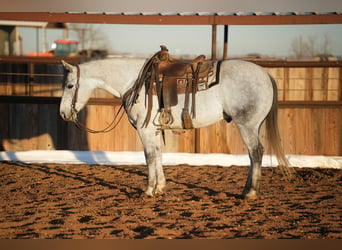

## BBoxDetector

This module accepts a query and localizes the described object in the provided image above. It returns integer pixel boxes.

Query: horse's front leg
[137,127,165,197]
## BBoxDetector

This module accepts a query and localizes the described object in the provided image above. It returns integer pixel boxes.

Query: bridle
[70,64,125,133]
[70,64,80,116]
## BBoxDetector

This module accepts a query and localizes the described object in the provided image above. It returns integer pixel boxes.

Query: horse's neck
[86,58,145,99]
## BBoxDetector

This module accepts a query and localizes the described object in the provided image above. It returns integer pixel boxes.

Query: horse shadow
[4,161,143,197]
[3,161,242,200]
[108,165,242,199]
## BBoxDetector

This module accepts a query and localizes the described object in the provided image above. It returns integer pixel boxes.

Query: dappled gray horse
[59,50,290,199]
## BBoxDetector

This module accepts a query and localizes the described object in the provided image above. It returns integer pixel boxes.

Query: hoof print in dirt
[78,216,93,223]
[133,226,155,239]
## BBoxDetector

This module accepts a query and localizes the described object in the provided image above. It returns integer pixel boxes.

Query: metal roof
[0,11,341,25]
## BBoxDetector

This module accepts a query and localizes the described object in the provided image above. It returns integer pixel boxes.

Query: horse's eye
[67,84,74,89]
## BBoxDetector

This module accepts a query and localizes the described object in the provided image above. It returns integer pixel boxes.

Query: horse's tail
[265,74,293,178]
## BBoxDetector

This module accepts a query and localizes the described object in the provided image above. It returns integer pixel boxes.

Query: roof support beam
[215,14,342,25]
[211,25,217,60]
[0,12,341,25]
[0,12,215,25]
[223,25,228,60]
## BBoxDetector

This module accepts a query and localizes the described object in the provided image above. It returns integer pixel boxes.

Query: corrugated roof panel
[3,0,341,13]
[141,12,161,16]
[159,12,179,16]
[178,12,198,16]
[123,12,142,16]
[103,12,123,15]
[38,11,342,17]
[197,12,217,16]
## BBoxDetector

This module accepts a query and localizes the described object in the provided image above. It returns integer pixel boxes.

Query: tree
[290,33,332,60]
[318,33,332,59]
[69,24,111,51]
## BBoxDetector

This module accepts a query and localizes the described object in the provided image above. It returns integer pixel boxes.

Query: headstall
[71,64,80,115]
[69,64,125,133]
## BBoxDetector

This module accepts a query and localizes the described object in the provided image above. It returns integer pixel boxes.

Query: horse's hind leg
[236,124,264,199]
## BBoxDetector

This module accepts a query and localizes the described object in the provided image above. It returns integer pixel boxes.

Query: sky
[19,23,342,58]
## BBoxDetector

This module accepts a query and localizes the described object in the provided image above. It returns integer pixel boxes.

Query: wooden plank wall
[0,58,341,156]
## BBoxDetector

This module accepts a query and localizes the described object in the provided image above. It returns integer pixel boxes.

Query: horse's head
[60,60,94,121]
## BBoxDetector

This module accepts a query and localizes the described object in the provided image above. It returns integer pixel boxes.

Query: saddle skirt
[152,46,218,125]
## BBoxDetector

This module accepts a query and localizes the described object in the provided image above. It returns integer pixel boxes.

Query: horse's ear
[61,60,75,73]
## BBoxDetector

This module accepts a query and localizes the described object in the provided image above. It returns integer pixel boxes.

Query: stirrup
[159,108,174,126]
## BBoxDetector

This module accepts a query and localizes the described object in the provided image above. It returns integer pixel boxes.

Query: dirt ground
[0,161,341,239]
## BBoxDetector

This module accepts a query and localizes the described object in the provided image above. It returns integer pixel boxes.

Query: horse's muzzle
[60,111,76,122]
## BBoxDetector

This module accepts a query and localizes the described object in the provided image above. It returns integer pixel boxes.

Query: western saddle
[125,45,214,130]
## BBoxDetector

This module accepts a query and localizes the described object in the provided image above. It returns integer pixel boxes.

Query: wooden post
[223,25,228,60]
[36,27,39,55]
[211,24,217,60]
[339,67,342,101]
[195,24,218,153]
[28,62,34,95]
[42,27,46,52]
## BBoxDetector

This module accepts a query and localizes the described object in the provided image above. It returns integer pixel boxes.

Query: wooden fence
[0,57,341,156]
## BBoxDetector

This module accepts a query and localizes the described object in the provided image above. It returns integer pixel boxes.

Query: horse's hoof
[154,185,165,195]
[145,188,154,197]
[242,189,258,200]
[244,193,258,200]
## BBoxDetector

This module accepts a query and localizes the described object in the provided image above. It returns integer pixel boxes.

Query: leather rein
[71,64,125,133]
